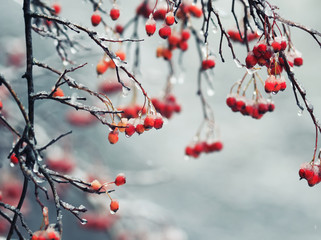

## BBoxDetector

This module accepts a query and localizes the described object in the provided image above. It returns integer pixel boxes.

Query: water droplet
[63,60,69,66]
[170,76,177,84]
[184,155,190,161]
[246,68,259,75]
[10,162,15,167]
[122,87,130,97]
[70,47,77,54]
[298,109,303,116]
[178,74,185,84]
[110,210,116,215]
[212,26,218,34]
[37,155,43,162]
[199,30,204,36]
[207,88,215,96]
[234,59,243,68]
[308,104,314,112]
[33,163,39,173]
[81,219,88,225]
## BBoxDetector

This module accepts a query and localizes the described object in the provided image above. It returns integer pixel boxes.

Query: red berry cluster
[119,104,147,119]
[31,229,60,240]
[98,80,122,94]
[185,140,223,158]
[264,75,286,94]
[227,29,259,43]
[151,95,181,119]
[226,94,275,119]
[96,50,126,75]
[66,110,97,127]
[90,174,126,213]
[202,56,216,70]
[46,155,75,174]
[299,162,321,187]
[107,114,164,144]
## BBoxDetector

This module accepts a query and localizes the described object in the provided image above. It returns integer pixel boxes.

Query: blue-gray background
[1,0,321,239]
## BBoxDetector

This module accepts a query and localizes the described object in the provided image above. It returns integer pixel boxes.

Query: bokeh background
[1,0,321,239]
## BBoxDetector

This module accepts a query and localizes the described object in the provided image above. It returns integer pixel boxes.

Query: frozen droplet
[184,155,190,161]
[234,59,243,68]
[10,162,15,167]
[70,47,77,54]
[110,210,116,215]
[207,88,215,96]
[170,76,177,84]
[33,163,39,173]
[122,87,130,97]
[199,30,204,36]
[63,60,69,66]
[297,109,303,116]
[178,74,184,84]
[212,25,218,34]
[80,219,87,225]
[70,93,77,104]
[37,155,43,162]
[308,104,314,112]
[246,68,259,74]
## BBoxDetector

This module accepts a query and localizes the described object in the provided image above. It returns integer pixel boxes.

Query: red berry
[144,116,155,129]
[271,41,281,52]
[280,41,287,51]
[193,143,204,155]
[115,24,124,34]
[110,199,119,213]
[96,60,109,75]
[136,2,152,18]
[245,53,257,68]
[145,18,156,36]
[165,12,175,26]
[178,41,188,51]
[91,179,102,191]
[235,99,246,111]
[91,13,101,27]
[114,173,126,186]
[226,96,236,108]
[125,124,136,137]
[52,3,61,14]
[110,7,120,21]
[257,43,267,53]
[188,4,202,18]
[135,124,145,134]
[154,117,164,129]
[202,59,215,70]
[0,101,2,110]
[108,130,119,144]
[293,57,303,66]
[181,29,190,41]
[47,231,60,240]
[158,25,171,39]
[52,87,64,97]
[268,102,275,112]
[10,153,19,165]
[153,8,167,20]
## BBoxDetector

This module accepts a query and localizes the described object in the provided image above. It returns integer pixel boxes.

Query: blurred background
[1,0,321,239]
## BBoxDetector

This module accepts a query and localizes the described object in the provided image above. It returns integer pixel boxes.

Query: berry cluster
[31,229,60,240]
[299,162,321,187]
[66,110,97,127]
[96,50,126,75]
[185,140,223,158]
[156,28,191,60]
[107,114,164,144]
[227,29,259,43]
[226,93,275,119]
[91,4,121,27]
[46,155,75,174]
[118,104,147,119]
[90,173,126,213]
[151,95,181,119]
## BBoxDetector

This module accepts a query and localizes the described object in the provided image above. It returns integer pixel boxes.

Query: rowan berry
[125,124,135,137]
[91,179,102,191]
[144,116,155,130]
[96,60,109,75]
[165,12,175,26]
[135,124,145,134]
[110,7,120,21]
[108,129,119,144]
[114,173,126,186]
[52,3,61,14]
[154,117,164,129]
[47,230,60,240]
[115,24,124,34]
[52,87,64,97]
[294,57,303,66]
[271,41,281,52]
[145,17,156,36]
[245,53,257,68]
[91,13,101,27]
[10,153,19,165]
[188,4,202,18]
[181,29,190,41]
[110,199,119,213]
[159,25,172,39]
